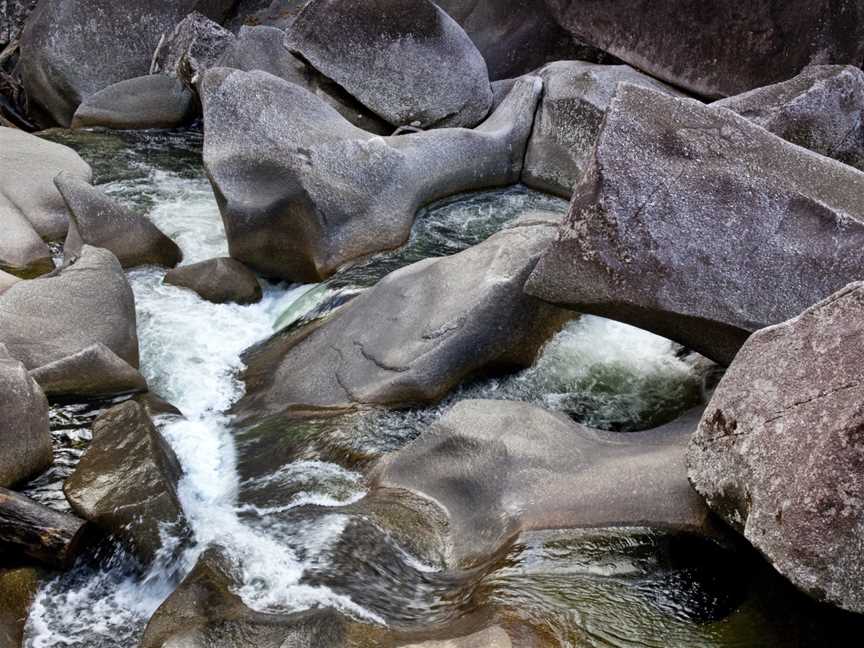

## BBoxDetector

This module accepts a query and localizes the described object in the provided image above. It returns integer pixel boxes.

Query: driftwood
[0,488,88,568]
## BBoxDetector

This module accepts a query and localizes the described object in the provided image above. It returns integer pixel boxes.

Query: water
[21,129,857,648]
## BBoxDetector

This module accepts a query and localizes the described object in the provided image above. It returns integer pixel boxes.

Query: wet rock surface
[164,257,262,305]
[526,84,864,365]
[688,282,864,614]
[71,75,194,130]
[0,566,41,648]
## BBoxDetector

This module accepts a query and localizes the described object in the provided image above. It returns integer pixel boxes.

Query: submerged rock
[285,0,493,129]
[0,245,139,370]
[0,126,92,241]
[30,343,148,401]
[64,400,185,562]
[523,61,686,198]
[0,345,52,488]
[371,400,713,566]
[56,172,182,268]
[545,0,864,98]
[713,65,864,171]
[401,627,513,648]
[164,257,262,305]
[526,84,864,365]
[235,223,571,420]
[688,282,864,614]
[202,68,540,282]
[71,75,194,130]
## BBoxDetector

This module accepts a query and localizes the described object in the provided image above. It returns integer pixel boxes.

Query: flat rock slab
[285,0,492,129]
[526,84,864,365]
[688,281,864,614]
[371,400,713,567]
[164,257,262,305]
[71,75,193,130]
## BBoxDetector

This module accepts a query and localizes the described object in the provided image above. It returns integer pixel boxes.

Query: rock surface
[285,0,492,129]
[523,61,686,198]
[152,11,235,87]
[30,343,148,401]
[0,345,51,488]
[0,567,40,648]
[526,84,864,365]
[63,400,185,562]
[0,270,21,295]
[202,68,540,281]
[56,172,182,268]
[713,65,864,171]
[0,245,139,370]
[0,0,37,45]
[401,627,513,648]
[545,0,864,98]
[0,193,53,279]
[688,282,864,614]
[71,75,194,130]
[0,126,92,240]
[371,400,713,566]
[164,257,262,305]
[235,223,571,420]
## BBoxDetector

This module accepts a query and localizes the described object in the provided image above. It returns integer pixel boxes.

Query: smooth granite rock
[164,257,262,305]
[71,75,194,130]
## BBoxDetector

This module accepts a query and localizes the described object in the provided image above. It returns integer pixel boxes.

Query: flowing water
[20,129,860,647]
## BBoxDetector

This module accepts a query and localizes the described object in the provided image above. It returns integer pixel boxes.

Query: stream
[20,129,862,648]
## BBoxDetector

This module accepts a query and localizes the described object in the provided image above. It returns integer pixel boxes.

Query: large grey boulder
[713,65,864,171]
[688,282,864,614]
[234,223,572,421]
[523,61,686,198]
[64,400,185,562]
[202,68,540,282]
[526,84,864,365]
[0,345,52,488]
[0,245,139,370]
[285,0,493,129]
[56,173,182,268]
[0,193,53,279]
[164,257,262,305]
[71,75,194,130]
[19,0,234,126]
[30,343,148,401]
[0,127,92,240]
[371,400,713,567]
[545,0,864,98]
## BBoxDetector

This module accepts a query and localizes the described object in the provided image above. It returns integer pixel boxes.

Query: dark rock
[234,223,572,420]
[19,0,235,126]
[525,84,864,365]
[0,567,40,648]
[0,245,139,370]
[688,282,864,614]
[371,400,713,567]
[30,343,148,401]
[0,344,51,488]
[0,0,37,46]
[285,0,493,129]
[152,12,235,87]
[545,0,864,98]
[56,172,182,268]
[140,548,347,648]
[202,68,540,281]
[713,65,864,171]
[63,400,185,562]
[164,257,262,305]
[0,126,92,240]
[523,61,686,198]
[71,75,194,130]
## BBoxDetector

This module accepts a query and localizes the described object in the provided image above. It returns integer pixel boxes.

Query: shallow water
[22,129,858,648]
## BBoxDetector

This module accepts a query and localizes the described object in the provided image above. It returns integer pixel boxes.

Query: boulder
[151,12,236,87]
[0,126,92,240]
[713,65,864,171]
[523,61,686,198]
[0,488,87,567]
[0,345,52,488]
[234,223,572,421]
[688,282,864,614]
[30,343,148,401]
[0,245,139,370]
[285,0,493,129]
[545,0,864,98]
[202,68,540,282]
[56,173,182,268]
[0,567,40,648]
[63,400,185,562]
[71,75,194,130]
[0,194,53,279]
[0,269,20,295]
[525,84,864,365]
[164,257,262,305]
[140,549,347,648]
[217,25,390,134]
[371,400,713,566]
[19,0,234,126]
